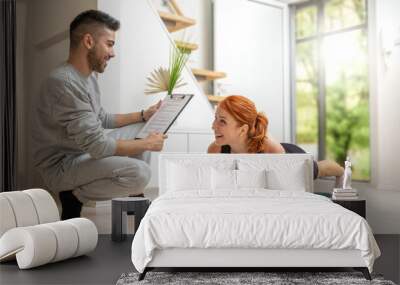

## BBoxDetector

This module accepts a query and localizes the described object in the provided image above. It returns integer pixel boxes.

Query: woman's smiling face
[212,107,243,146]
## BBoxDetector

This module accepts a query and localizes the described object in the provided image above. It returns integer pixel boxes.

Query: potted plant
[145,44,191,95]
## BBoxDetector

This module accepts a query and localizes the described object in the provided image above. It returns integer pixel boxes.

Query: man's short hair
[69,10,120,49]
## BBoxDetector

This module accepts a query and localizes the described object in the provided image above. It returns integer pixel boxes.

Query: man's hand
[143,132,168,151]
[115,132,168,156]
[143,100,162,121]
[114,100,162,127]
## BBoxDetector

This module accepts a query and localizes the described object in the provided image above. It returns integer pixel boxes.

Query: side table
[112,197,150,242]
[332,198,366,219]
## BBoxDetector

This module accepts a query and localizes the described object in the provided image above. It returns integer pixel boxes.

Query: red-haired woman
[207,95,344,181]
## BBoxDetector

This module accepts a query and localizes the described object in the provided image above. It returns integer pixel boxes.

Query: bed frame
[140,248,371,280]
[138,154,372,281]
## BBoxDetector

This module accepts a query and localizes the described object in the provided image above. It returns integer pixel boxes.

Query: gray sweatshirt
[33,63,117,172]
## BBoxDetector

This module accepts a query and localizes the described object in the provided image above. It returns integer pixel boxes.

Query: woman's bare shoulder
[264,136,285,153]
[207,142,221,153]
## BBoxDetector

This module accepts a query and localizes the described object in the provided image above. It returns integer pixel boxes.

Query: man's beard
[87,46,106,73]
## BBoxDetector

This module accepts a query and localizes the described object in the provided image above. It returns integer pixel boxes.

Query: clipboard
[135,94,194,139]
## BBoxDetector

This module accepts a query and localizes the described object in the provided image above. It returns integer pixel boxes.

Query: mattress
[131,190,380,273]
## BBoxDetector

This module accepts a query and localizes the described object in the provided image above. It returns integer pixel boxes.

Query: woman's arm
[207,142,220,153]
[317,160,344,178]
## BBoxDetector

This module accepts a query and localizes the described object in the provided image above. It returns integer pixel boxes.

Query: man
[33,10,167,220]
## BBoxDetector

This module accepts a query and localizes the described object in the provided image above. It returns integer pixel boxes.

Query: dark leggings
[280,143,318,180]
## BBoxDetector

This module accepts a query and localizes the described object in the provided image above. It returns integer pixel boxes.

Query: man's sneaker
[59,190,83,220]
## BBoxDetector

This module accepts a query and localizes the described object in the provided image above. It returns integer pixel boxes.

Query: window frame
[290,0,371,182]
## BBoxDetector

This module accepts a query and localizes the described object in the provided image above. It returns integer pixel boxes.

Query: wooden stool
[111,197,150,242]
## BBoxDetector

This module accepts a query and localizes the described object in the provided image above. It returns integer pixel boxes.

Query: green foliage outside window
[295,0,370,180]
[324,0,366,32]
[295,6,317,39]
[295,41,318,145]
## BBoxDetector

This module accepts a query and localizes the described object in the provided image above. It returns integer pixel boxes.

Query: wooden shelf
[159,11,196,33]
[192,68,226,81]
[167,0,183,16]
[175,40,198,52]
[158,3,228,107]
[207,95,227,103]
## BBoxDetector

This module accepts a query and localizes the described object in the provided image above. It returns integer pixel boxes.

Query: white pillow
[266,164,306,191]
[211,169,268,191]
[211,168,236,190]
[166,158,236,192]
[236,169,267,189]
[237,158,308,192]
[167,162,211,191]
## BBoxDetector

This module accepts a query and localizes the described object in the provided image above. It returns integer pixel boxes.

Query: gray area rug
[116,271,396,285]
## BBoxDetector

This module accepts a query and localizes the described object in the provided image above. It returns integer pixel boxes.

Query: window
[293,0,370,181]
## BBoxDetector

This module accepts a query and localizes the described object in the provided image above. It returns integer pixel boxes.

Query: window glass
[323,30,369,180]
[295,41,319,158]
[295,6,317,39]
[324,0,366,32]
[294,0,369,180]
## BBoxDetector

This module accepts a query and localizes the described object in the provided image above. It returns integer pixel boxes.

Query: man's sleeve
[51,79,117,159]
[98,107,117,129]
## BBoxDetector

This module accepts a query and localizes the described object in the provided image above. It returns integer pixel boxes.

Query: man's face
[87,28,116,73]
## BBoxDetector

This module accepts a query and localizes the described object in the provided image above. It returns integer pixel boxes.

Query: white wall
[213,0,290,142]
[369,0,400,233]
[95,0,121,114]
[374,0,400,193]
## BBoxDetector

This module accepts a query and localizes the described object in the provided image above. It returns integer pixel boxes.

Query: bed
[131,154,380,280]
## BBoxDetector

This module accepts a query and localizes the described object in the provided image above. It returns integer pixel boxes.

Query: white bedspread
[131,190,380,273]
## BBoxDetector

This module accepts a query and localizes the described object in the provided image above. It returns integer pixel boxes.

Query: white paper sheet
[135,94,193,139]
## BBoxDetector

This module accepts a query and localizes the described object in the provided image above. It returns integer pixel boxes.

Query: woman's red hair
[218,95,269,153]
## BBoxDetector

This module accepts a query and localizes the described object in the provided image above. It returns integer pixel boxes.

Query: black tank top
[220,145,263,154]
[221,145,231,153]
